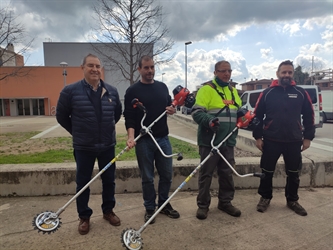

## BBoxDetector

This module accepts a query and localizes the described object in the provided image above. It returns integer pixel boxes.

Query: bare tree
[93,0,174,85]
[0,5,34,81]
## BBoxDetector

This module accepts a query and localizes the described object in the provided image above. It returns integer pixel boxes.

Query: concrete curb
[1,157,332,196]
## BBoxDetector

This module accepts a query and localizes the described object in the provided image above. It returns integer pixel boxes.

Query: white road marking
[310,142,333,152]
[169,133,197,145]
[314,138,333,144]
[30,124,61,139]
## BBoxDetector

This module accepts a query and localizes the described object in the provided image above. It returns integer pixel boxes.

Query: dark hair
[215,60,230,71]
[277,60,294,71]
[138,55,153,68]
[81,53,100,65]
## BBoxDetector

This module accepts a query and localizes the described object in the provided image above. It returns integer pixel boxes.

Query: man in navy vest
[56,54,122,234]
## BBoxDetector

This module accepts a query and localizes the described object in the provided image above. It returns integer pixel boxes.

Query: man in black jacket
[123,55,179,224]
[56,54,122,235]
[253,60,315,216]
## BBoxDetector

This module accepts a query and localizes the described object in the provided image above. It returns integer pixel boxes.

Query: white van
[240,85,323,128]
[321,90,333,122]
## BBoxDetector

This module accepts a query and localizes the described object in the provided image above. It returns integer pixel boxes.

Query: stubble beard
[280,77,292,86]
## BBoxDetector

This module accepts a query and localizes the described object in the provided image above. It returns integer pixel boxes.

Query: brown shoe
[78,218,90,235]
[103,211,121,226]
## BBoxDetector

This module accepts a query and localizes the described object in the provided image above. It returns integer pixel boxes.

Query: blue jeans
[74,147,116,218]
[135,136,173,210]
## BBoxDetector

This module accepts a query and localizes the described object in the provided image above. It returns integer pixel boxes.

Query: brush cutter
[121,108,264,250]
[32,85,195,234]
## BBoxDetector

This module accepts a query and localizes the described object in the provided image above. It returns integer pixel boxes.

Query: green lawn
[0,133,199,164]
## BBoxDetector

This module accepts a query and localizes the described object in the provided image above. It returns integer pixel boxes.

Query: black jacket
[253,80,315,142]
[56,79,122,151]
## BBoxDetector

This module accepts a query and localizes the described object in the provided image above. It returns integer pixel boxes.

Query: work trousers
[74,147,116,218]
[258,139,303,202]
[197,146,235,208]
[135,136,173,210]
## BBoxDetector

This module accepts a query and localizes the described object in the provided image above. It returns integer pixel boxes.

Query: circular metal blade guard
[33,211,61,233]
[121,228,143,250]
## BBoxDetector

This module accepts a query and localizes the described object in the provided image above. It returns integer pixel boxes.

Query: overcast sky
[2,0,332,92]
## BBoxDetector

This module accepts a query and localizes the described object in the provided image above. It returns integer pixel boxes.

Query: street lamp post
[185,41,192,89]
[60,62,68,87]
[162,73,165,82]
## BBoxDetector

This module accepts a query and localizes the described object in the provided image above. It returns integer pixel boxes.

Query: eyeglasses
[216,69,232,74]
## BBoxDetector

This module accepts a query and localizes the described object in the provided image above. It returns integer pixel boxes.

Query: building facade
[0,42,153,116]
[0,66,85,116]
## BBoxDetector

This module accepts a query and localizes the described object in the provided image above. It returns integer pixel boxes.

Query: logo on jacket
[288,94,297,98]
[108,98,112,103]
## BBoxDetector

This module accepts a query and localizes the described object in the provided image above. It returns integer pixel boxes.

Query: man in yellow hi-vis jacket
[191,60,242,220]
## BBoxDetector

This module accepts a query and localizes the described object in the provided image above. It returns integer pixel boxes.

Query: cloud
[160,48,249,91]
[303,15,333,30]
[161,0,332,42]
[282,22,301,36]
[260,47,273,59]
[294,55,328,72]
[3,0,332,92]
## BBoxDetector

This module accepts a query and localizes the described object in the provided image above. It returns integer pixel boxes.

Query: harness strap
[204,81,239,109]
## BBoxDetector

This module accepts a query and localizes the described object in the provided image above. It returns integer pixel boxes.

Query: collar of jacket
[270,79,296,87]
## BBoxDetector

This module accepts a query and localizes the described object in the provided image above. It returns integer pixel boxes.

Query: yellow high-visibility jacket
[191,79,242,147]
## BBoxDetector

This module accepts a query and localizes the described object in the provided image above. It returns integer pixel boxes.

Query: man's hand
[166,106,176,115]
[209,117,220,133]
[255,138,264,152]
[126,138,136,149]
[301,139,311,151]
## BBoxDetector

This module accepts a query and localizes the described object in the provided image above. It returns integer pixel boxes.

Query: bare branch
[0,5,35,81]
[92,0,174,85]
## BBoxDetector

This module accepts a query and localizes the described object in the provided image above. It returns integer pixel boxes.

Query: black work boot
[287,201,307,216]
[159,203,180,219]
[144,209,156,224]
[196,207,209,220]
[218,202,241,217]
[257,197,271,213]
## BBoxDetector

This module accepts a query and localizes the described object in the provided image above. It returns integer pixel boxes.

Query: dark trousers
[74,147,116,218]
[258,139,302,202]
[197,146,235,209]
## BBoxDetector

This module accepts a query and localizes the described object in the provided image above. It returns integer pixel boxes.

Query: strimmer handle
[177,153,183,161]
[253,173,265,179]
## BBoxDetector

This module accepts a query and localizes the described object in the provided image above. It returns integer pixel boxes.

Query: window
[304,89,317,104]
[249,93,261,108]
[256,85,262,90]
[241,93,248,106]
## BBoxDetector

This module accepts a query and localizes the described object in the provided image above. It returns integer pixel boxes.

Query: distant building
[240,78,273,91]
[311,69,333,91]
[43,42,153,102]
[0,42,153,116]
[0,43,24,67]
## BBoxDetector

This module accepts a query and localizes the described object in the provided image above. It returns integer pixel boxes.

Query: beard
[280,77,292,86]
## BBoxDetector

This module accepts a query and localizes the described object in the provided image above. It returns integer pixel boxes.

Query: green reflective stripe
[208,108,237,113]
[261,168,274,173]
[218,116,237,122]
[288,170,300,173]
[192,104,206,110]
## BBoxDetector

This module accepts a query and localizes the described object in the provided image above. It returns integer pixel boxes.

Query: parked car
[321,90,333,122]
[240,85,323,128]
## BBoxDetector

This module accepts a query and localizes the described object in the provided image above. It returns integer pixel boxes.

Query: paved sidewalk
[0,188,332,250]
